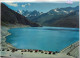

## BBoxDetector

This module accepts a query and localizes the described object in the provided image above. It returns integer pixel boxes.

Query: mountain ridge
[15,5,79,28]
[1,3,40,27]
[30,6,79,28]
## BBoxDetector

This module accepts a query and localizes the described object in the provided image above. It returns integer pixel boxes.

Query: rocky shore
[60,41,79,58]
[1,25,30,49]
[1,26,15,50]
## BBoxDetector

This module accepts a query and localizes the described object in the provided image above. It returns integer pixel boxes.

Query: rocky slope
[16,5,79,28]
[1,3,40,27]
[17,10,43,20]
[31,6,79,28]
[52,10,79,28]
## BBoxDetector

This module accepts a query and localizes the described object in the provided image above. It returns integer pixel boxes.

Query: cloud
[27,3,31,6]
[6,3,18,7]
[0,0,79,2]
[21,3,31,8]
[21,4,26,7]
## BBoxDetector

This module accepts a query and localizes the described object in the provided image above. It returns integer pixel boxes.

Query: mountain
[17,10,43,20]
[1,3,40,27]
[50,10,79,28]
[30,6,79,28]
[31,6,79,25]
[17,5,79,28]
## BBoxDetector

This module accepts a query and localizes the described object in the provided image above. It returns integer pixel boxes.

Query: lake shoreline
[1,26,15,49]
[1,26,79,58]
[1,25,31,49]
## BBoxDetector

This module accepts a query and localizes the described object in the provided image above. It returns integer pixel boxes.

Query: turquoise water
[6,27,79,52]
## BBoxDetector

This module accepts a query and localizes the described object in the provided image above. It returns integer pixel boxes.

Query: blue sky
[3,2,79,13]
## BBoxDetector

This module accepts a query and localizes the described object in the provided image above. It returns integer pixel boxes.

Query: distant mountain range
[1,3,40,27]
[52,10,79,28]
[17,6,79,28]
[17,10,43,20]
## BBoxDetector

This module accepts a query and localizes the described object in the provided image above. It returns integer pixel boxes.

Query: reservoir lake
[6,27,79,52]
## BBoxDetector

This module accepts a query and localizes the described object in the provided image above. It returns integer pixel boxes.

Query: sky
[3,2,79,13]
[0,0,79,2]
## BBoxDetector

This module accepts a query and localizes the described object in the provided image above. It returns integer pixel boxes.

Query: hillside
[1,3,40,27]
[31,6,79,27]
[51,10,79,28]
[19,6,78,28]
[16,5,79,28]
[17,10,43,21]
